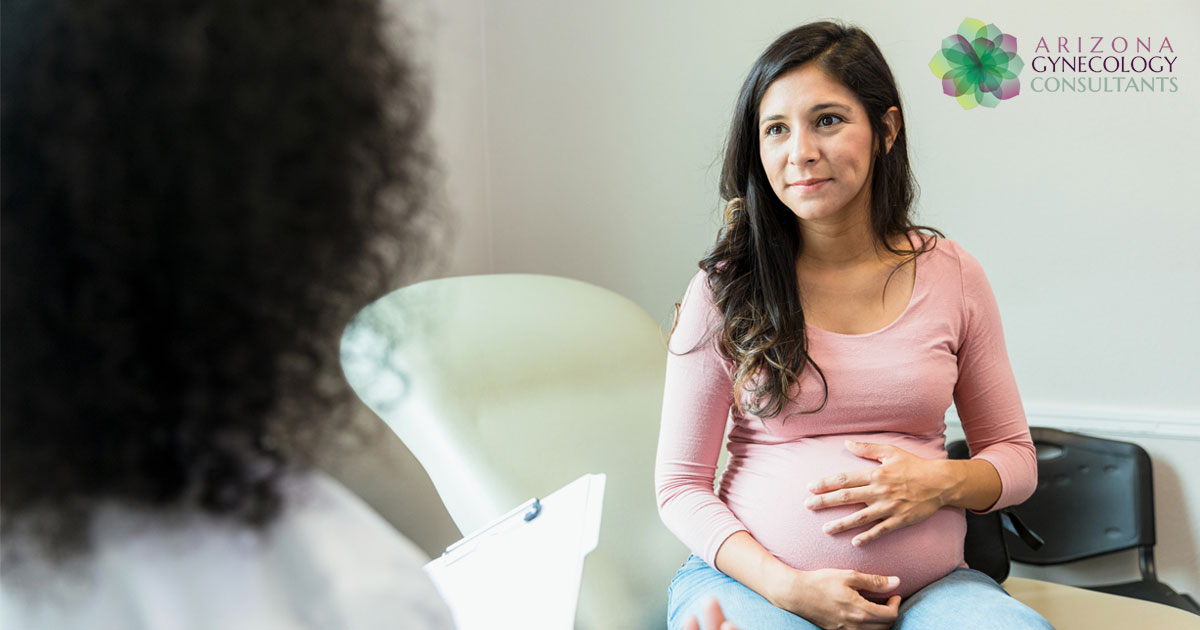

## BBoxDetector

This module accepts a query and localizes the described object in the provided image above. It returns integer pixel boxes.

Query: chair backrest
[1006,427,1156,565]
[341,274,688,629]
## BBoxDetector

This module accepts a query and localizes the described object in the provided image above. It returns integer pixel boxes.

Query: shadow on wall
[1153,459,1199,591]
[320,402,463,558]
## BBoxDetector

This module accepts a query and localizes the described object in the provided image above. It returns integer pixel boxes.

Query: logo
[1028,36,1176,94]
[929,18,1023,109]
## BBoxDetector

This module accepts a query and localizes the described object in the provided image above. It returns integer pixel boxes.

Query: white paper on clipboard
[423,473,606,630]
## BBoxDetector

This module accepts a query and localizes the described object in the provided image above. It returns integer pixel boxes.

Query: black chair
[954,427,1199,615]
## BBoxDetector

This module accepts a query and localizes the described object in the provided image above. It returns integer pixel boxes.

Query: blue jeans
[667,555,1054,629]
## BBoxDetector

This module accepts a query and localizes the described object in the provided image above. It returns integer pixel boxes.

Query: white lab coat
[1,471,454,630]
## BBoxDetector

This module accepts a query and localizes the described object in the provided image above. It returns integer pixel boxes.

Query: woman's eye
[765,123,786,137]
[816,114,844,127]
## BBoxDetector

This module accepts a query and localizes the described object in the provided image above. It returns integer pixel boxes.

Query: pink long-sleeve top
[654,234,1036,598]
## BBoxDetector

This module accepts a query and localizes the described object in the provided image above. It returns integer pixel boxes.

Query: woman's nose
[787,131,818,165]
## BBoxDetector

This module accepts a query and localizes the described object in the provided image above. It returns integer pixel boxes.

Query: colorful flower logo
[929,18,1023,109]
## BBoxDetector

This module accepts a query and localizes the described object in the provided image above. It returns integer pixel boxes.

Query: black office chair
[966,427,1198,614]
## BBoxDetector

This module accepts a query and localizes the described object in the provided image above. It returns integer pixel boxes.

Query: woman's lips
[789,178,831,192]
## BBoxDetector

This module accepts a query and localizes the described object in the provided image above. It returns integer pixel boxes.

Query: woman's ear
[881,107,901,154]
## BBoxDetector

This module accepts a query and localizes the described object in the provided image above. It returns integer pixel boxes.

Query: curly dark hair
[1,0,438,559]
[695,21,941,419]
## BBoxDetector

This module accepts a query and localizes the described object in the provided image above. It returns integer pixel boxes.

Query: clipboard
[424,474,606,630]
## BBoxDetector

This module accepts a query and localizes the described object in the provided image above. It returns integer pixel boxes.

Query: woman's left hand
[805,440,959,547]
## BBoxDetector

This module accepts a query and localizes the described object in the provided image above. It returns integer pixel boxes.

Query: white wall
[473,0,1200,411]
[370,0,1200,597]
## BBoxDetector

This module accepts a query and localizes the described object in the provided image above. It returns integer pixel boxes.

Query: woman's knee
[897,569,1053,630]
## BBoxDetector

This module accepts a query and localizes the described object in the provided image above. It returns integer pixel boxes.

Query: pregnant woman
[655,22,1053,630]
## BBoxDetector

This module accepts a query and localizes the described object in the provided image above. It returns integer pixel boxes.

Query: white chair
[342,273,1199,630]
[341,274,688,629]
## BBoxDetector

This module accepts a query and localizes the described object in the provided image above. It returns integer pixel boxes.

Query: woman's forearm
[941,458,1003,512]
[712,530,796,606]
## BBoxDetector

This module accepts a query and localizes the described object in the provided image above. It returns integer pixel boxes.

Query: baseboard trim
[945,405,1200,441]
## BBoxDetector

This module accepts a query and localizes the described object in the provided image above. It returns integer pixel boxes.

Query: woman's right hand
[766,568,902,630]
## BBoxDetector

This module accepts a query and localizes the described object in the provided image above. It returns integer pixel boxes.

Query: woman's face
[757,63,895,225]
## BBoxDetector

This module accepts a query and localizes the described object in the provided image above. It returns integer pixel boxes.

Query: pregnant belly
[720,433,966,599]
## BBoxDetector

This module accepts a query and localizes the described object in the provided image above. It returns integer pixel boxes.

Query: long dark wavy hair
[697,21,941,419]
[1,0,437,560]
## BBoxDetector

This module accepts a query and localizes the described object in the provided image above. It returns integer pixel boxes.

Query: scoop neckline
[805,231,926,339]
